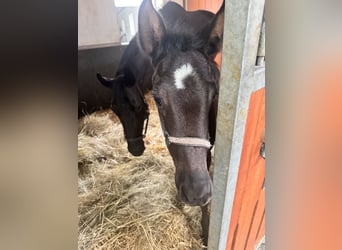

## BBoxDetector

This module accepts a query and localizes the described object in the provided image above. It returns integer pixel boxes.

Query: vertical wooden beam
[207,0,265,249]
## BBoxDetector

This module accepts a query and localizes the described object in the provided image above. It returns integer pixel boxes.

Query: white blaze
[174,63,195,89]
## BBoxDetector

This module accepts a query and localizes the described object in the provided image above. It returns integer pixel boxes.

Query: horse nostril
[176,184,185,202]
[202,184,212,206]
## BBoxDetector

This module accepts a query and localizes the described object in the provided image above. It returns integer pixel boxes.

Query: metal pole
[208,0,265,249]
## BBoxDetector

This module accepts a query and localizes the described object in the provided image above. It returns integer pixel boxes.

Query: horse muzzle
[127,139,145,156]
[177,180,212,206]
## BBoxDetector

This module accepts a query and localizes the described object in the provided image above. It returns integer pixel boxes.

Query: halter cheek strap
[124,85,150,142]
[125,113,149,142]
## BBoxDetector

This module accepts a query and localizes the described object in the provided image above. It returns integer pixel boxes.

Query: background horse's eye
[154,96,162,107]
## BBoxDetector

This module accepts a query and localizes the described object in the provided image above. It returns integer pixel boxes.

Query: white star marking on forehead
[174,63,195,89]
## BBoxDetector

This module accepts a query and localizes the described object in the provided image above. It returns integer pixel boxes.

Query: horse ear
[138,0,166,64]
[201,1,225,58]
[96,73,124,88]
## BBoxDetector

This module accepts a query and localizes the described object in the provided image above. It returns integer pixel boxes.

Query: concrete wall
[78,45,127,117]
[116,7,139,44]
[78,0,121,48]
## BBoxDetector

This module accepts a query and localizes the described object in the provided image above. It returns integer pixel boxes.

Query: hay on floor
[78,95,204,249]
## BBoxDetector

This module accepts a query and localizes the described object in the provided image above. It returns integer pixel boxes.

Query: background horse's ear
[96,73,124,88]
[200,1,225,59]
[138,0,166,64]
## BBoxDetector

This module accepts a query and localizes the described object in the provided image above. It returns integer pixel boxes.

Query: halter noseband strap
[164,132,212,149]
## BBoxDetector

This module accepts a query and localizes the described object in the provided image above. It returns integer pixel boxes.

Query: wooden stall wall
[225,88,265,250]
[186,0,223,13]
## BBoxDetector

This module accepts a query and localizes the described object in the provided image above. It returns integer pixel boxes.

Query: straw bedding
[78,94,205,249]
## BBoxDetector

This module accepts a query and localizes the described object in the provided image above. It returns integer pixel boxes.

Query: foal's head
[97,72,149,156]
[138,0,224,206]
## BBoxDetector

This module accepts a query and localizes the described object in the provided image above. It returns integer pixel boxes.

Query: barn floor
[78,94,205,249]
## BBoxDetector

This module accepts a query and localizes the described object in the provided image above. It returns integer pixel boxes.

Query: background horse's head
[97,72,149,156]
[138,0,224,206]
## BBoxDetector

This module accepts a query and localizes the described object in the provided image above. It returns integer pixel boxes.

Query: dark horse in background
[97,0,224,244]
[96,42,152,156]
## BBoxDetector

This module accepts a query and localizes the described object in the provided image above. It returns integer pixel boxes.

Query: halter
[125,115,149,142]
[154,95,212,149]
[125,85,150,143]
[165,133,212,149]
[162,126,212,149]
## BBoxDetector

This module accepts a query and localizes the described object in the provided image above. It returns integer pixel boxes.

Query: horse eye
[154,96,162,107]
[152,74,160,83]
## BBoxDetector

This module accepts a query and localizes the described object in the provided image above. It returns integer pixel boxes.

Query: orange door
[186,0,223,13]
[226,88,265,250]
